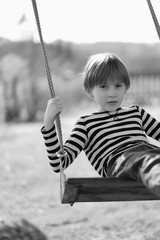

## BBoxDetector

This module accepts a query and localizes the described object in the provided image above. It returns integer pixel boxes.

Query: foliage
[0,220,48,240]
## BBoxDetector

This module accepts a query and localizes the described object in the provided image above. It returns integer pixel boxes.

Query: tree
[0,54,28,121]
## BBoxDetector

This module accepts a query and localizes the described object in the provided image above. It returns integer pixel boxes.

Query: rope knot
[56,151,68,159]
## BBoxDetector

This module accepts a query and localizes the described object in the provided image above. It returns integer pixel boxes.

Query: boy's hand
[44,97,63,131]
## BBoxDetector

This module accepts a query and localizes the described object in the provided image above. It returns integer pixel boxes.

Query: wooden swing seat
[61,177,159,205]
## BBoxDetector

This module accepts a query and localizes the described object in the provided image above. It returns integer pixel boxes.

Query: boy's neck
[98,106,122,113]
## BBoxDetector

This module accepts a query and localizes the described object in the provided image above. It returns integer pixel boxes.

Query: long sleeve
[42,106,160,177]
[137,106,160,141]
[41,118,88,173]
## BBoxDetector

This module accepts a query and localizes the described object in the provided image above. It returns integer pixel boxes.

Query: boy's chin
[99,105,120,112]
[99,107,117,112]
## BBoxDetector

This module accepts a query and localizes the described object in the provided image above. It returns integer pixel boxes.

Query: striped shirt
[41,105,160,177]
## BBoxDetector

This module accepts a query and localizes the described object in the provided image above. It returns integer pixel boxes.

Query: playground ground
[1,106,160,240]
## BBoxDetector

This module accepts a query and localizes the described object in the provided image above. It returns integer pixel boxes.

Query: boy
[41,53,160,198]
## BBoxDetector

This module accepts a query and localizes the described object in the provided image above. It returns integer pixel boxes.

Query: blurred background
[1,1,160,239]
[0,0,160,122]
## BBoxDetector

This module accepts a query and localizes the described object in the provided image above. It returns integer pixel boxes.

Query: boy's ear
[88,91,94,99]
[125,87,128,95]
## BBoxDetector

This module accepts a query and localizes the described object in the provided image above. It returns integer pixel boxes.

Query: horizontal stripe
[41,105,160,176]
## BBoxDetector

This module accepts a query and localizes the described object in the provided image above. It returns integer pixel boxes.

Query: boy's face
[89,80,127,112]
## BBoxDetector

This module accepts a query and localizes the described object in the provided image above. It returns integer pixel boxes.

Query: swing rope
[31,0,66,173]
[31,0,160,151]
[31,0,160,139]
[146,0,160,39]
[31,0,160,204]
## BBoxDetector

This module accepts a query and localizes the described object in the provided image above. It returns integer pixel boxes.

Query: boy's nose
[108,88,116,97]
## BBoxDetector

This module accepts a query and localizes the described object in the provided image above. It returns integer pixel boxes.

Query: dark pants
[110,142,160,198]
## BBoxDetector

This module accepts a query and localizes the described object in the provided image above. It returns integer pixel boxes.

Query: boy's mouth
[107,101,118,107]
[107,101,117,104]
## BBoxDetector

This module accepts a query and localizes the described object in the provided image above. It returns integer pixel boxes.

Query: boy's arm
[41,124,63,173]
[138,106,160,141]
[41,117,88,173]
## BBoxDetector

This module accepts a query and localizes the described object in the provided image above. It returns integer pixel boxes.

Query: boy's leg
[110,144,160,198]
[139,152,160,197]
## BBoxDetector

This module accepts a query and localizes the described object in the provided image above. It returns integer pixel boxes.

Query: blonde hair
[83,53,130,93]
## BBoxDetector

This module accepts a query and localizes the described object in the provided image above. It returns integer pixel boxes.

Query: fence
[126,73,160,105]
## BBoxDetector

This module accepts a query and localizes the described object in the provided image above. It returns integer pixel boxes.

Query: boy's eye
[99,85,108,89]
[115,84,123,88]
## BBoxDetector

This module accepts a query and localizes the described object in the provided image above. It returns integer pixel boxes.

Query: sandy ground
[1,106,160,239]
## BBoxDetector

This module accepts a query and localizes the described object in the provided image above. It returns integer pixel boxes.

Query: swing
[31,0,160,205]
